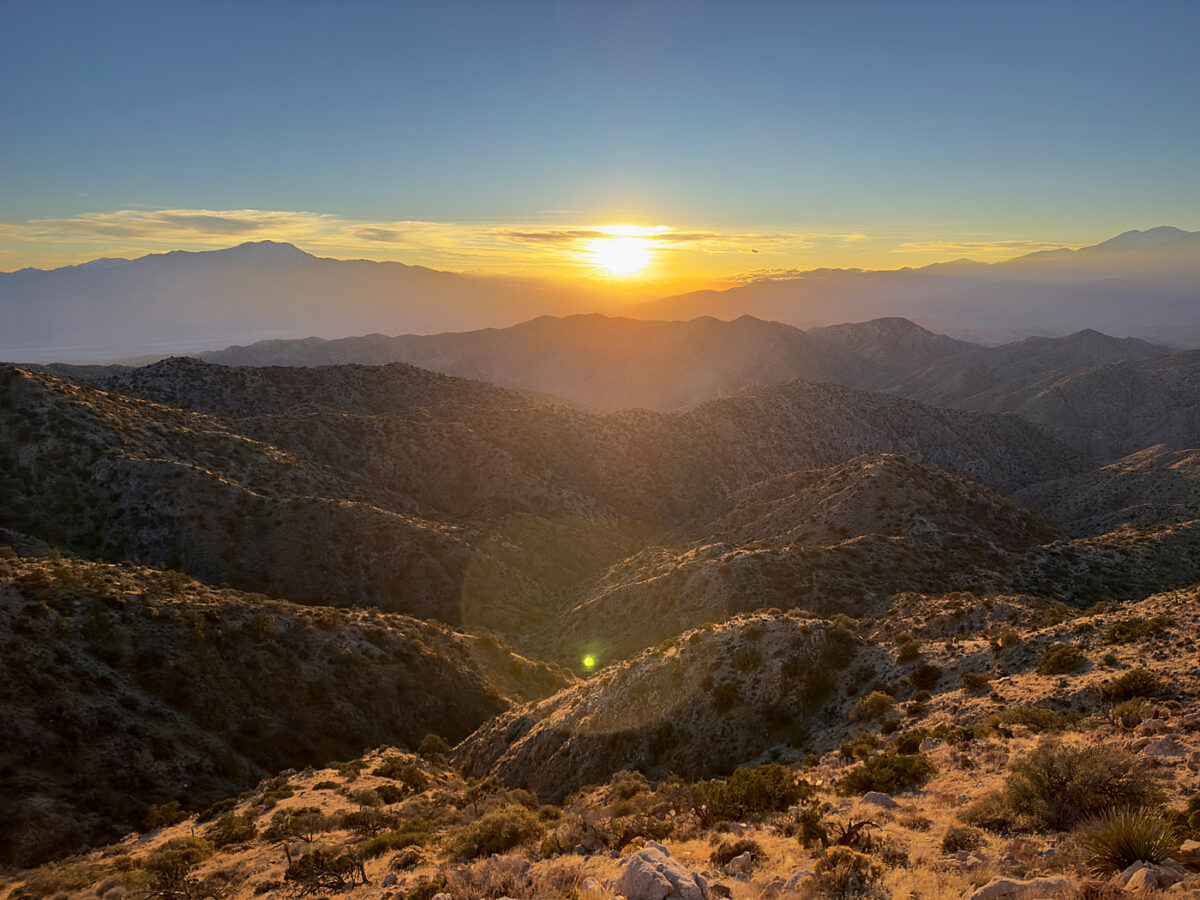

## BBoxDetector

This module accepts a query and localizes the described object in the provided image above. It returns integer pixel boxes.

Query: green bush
[995,743,1160,830]
[941,825,984,853]
[284,847,368,893]
[145,800,189,829]
[1167,793,1200,839]
[1099,668,1160,703]
[372,757,430,793]
[358,819,432,859]
[263,806,330,843]
[203,811,257,847]
[452,804,544,859]
[1036,643,1085,675]
[980,706,1078,734]
[961,672,990,692]
[897,640,922,663]
[807,846,883,897]
[711,682,741,713]
[911,664,943,690]
[1103,616,1172,645]
[1084,808,1179,874]
[705,765,812,821]
[849,691,894,721]
[417,733,450,759]
[839,754,933,796]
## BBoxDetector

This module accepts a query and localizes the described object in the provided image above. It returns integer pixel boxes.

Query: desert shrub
[1037,643,1085,675]
[338,808,398,838]
[375,783,407,804]
[849,691,893,721]
[1083,808,1179,873]
[197,797,237,822]
[406,877,448,900]
[283,846,368,893]
[711,682,740,713]
[838,754,933,796]
[610,769,650,800]
[806,846,883,898]
[910,664,942,690]
[961,672,990,692]
[263,806,330,843]
[142,837,214,894]
[203,811,257,847]
[840,731,879,762]
[372,757,429,793]
[711,838,765,867]
[981,705,1077,734]
[453,804,544,859]
[999,743,1160,830]
[1103,616,1172,645]
[444,855,534,899]
[1167,793,1200,839]
[417,733,450,759]
[145,800,189,829]
[258,781,295,808]
[896,640,922,663]
[705,764,812,821]
[1098,668,1160,703]
[961,792,1017,832]
[941,825,984,853]
[359,819,432,858]
[733,645,763,672]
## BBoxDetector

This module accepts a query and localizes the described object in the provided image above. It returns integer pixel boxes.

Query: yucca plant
[1083,807,1180,874]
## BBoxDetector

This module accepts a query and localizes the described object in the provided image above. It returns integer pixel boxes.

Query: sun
[587,227,654,276]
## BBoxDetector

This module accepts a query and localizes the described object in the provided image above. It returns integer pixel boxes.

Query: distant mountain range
[1,226,1197,362]
[634,226,1200,346]
[199,313,1198,462]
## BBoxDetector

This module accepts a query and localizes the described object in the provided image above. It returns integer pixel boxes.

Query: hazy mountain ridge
[633,227,1200,345]
[0,241,612,363]
[201,313,1196,463]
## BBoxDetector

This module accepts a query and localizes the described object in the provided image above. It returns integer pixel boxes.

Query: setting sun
[587,227,654,276]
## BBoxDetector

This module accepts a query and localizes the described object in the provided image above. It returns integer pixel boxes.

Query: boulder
[616,843,709,900]
[1144,737,1187,757]
[963,874,1074,899]
[724,852,753,878]
[1141,718,1171,735]
[1179,839,1200,867]
[860,791,899,810]
[783,869,813,892]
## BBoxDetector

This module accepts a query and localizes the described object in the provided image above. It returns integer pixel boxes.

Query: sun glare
[587,226,655,276]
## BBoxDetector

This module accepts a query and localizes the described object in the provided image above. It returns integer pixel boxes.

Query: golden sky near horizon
[0,207,1094,291]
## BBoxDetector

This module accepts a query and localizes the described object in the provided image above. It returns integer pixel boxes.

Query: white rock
[962,874,1074,899]
[616,845,709,900]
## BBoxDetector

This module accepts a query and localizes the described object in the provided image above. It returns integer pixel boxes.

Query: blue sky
[1,0,1197,278]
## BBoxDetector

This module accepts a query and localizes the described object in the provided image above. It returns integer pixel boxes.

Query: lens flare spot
[582,654,597,670]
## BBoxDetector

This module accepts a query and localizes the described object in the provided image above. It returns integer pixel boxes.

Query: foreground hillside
[0,549,570,868]
[8,587,1200,899]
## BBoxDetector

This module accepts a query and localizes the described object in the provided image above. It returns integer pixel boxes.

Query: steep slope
[458,614,867,800]
[1014,445,1200,536]
[0,550,572,868]
[537,454,1059,662]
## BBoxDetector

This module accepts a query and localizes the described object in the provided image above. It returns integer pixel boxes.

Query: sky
[1,0,1197,287]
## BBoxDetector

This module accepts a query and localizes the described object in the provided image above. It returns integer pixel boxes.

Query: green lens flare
[582,654,596,670]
